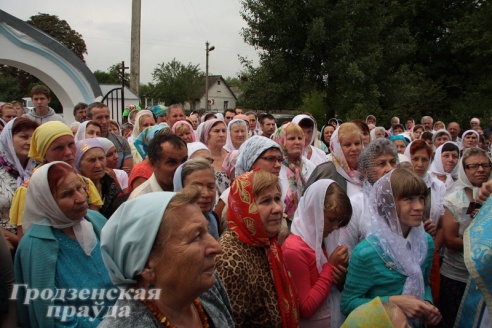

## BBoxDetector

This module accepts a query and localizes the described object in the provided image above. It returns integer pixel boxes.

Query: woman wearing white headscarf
[292,114,328,165]
[283,179,352,328]
[74,120,102,142]
[129,110,155,165]
[223,119,248,152]
[341,169,441,327]
[14,161,114,327]
[428,141,459,190]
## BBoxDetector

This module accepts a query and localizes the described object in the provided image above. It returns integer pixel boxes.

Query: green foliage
[150,59,204,105]
[0,75,23,101]
[93,63,130,86]
[298,90,326,127]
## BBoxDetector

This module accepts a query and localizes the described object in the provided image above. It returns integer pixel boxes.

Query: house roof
[99,84,139,100]
[199,75,238,101]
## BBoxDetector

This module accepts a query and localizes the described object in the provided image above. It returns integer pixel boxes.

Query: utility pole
[205,41,215,110]
[130,0,141,96]
[121,61,129,117]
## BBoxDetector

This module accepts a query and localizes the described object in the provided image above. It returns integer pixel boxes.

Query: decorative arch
[0,10,101,123]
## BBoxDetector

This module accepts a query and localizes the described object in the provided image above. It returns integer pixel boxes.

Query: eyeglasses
[259,156,284,164]
[465,163,492,170]
[225,116,234,120]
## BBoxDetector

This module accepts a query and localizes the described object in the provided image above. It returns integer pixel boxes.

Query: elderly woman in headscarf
[461,129,480,151]
[99,190,233,327]
[370,126,387,141]
[0,118,39,245]
[432,129,451,150]
[200,119,230,196]
[129,109,156,164]
[75,139,122,218]
[439,147,492,327]
[283,179,352,327]
[292,114,328,165]
[14,161,115,327]
[428,141,459,191]
[9,121,103,238]
[339,138,399,254]
[341,168,441,327]
[173,158,220,239]
[272,123,316,222]
[223,119,248,152]
[305,122,363,197]
[216,169,300,327]
[389,134,409,154]
[171,120,196,143]
[74,120,102,142]
[128,124,170,191]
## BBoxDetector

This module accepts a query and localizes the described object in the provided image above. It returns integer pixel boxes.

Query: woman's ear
[140,266,156,284]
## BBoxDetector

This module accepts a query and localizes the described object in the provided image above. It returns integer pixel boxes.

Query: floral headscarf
[0,118,37,186]
[272,123,305,219]
[227,169,300,327]
[329,127,361,185]
[133,124,170,159]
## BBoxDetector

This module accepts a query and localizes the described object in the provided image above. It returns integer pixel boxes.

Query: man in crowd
[470,118,481,129]
[260,113,276,138]
[24,85,66,124]
[129,134,188,199]
[421,116,434,132]
[167,104,186,128]
[405,118,415,131]
[235,106,244,115]
[73,102,88,123]
[87,102,133,172]
[223,109,236,126]
[447,122,461,143]
[246,112,258,136]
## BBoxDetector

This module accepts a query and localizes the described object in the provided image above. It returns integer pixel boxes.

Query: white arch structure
[0,10,102,123]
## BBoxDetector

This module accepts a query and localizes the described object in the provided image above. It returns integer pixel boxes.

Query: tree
[0,75,23,101]
[93,63,130,86]
[27,13,87,62]
[150,59,204,105]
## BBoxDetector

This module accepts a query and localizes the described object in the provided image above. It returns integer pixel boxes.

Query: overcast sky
[1,0,259,83]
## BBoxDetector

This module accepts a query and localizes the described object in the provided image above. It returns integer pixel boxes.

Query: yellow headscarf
[29,121,73,162]
[341,297,395,328]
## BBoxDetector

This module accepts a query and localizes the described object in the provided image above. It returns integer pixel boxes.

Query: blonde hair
[338,122,363,142]
[284,123,304,138]
[251,170,280,198]
[324,183,352,228]
[174,122,191,135]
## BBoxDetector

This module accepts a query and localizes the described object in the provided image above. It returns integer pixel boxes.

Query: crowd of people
[1,84,492,327]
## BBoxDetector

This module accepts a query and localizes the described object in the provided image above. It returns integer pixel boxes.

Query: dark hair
[245,111,257,118]
[392,124,405,131]
[87,121,102,131]
[31,85,50,98]
[442,142,459,153]
[421,131,433,141]
[410,139,432,158]
[86,102,108,118]
[203,112,217,121]
[12,117,40,135]
[259,113,275,125]
[413,124,424,132]
[351,119,370,135]
[148,134,187,165]
[48,164,77,195]
[223,109,236,117]
[73,102,88,116]
[298,118,314,129]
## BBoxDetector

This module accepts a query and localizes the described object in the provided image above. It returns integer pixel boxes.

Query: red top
[128,161,152,192]
[282,234,334,319]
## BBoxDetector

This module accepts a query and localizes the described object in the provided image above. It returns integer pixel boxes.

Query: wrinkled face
[340,135,362,169]
[366,153,398,184]
[375,129,385,139]
[79,148,106,181]
[151,204,222,296]
[85,124,101,138]
[251,148,282,176]
[152,142,188,190]
[90,106,111,135]
[230,124,247,148]
[434,134,450,149]
[261,118,276,136]
[324,126,335,142]
[53,172,88,221]
[44,135,76,166]
[140,115,155,131]
[256,184,283,238]
[422,118,433,130]
[74,108,87,123]
[184,169,216,213]
[207,122,226,147]
[105,146,119,169]
[189,115,199,129]
[411,148,430,177]
[463,133,478,148]
[248,114,257,130]
[441,150,459,174]
[32,93,50,112]
[447,123,460,138]
[12,129,35,160]
[464,155,491,187]
[168,108,186,128]
[1,108,17,123]
[284,132,304,159]
[397,195,425,234]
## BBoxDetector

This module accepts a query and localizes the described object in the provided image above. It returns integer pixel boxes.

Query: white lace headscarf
[428,141,459,189]
[291,178,345,327]
[366,170,428,300]
[22,161,97,256]
[223,119,248,152]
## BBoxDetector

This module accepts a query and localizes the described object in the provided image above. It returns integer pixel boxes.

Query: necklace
[141,298,209,328]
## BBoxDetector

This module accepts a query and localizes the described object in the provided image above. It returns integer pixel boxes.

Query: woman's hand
[331,265,347,287]
[389,295,440,320]
[423,306,442,326]
[423,219,437,237]
[328,245,349,267]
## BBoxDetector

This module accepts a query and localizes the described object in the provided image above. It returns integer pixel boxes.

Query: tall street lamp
[205,41,215,110]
